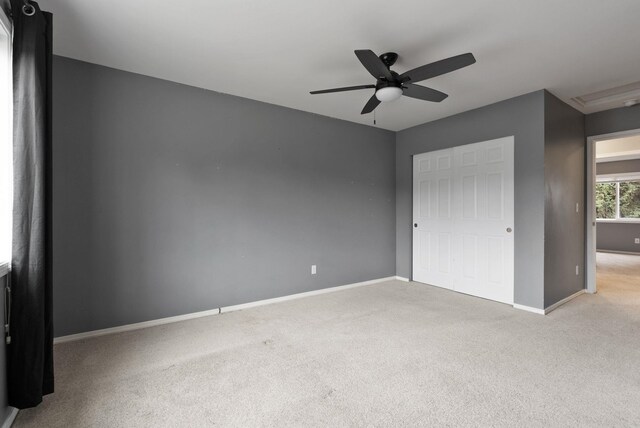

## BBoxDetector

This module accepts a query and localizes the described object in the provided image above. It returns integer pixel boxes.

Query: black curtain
[7,0,53,409]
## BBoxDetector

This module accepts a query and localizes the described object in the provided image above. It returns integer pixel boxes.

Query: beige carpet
[14,253,640,427]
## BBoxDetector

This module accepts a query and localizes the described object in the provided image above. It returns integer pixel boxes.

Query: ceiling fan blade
[402,83,448,102]
[310,84,375,95]
[399,53,476,83]
[355,50,394,81]
[361,94,381,114]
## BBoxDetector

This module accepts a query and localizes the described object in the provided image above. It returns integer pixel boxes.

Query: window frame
[595,177,640,223]
[0,6,12,276]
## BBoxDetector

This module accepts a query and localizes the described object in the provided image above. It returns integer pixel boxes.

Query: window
[0,8,12,268]
[596,179,640,221]
[620,181,640,218]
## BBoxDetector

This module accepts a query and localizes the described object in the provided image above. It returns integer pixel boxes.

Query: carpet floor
[14,253,640,427]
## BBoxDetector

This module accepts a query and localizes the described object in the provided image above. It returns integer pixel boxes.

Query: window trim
[0,261,9,278]
[0,7,12,268]
[0,7,11,35]
[595,178,640,223]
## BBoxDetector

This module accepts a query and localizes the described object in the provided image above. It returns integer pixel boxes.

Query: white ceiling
[41,0,640,131]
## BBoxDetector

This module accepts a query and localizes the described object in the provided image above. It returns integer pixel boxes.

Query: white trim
[597,172,640,181]
[0,7,12,268]
[513,304,545,315]
[0,6,11,35]
[588,128,640,143]
[571,82,640,110]
[596,219,640,224]
[2,407,18,428]
[54,307,223,344]
[220,276,396,314]
[597,249,640,256]
[394,276,410,282]
[0,261,8,279]
[54,276,397,344]
[587,127,640,294]
[544,289,586,314]
[595,150,640,163]
[587,135,597,293]
[513,289,586,315]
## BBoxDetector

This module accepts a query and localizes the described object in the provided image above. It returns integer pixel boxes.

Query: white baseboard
[55,276,397,344]
[544,289,586,314]
[220,276,397,313]
[54,307,223,344]
[513,289,586,315]
[597,249,640,256]
[394,276,409,282]
[513,304,545,315]
[2,407,18,428]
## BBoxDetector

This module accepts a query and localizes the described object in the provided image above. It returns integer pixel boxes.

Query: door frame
[586,127,640,294]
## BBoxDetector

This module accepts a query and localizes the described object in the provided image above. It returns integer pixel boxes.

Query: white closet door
[412,148,454,289]
[412,137,514,305]
[452,137,514,304]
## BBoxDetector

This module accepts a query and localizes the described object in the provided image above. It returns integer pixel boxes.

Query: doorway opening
[586,129,640,295]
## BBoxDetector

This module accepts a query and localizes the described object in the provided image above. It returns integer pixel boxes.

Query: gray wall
[597,223,640,253]
[543,92,586,307]
[596,159,640,175]
[586,105,640,136]
[395,91,546,309]
[52,56,396,337]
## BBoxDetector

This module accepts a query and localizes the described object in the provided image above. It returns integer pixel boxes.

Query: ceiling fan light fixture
[375,86,402,102]
[310,50,476,114]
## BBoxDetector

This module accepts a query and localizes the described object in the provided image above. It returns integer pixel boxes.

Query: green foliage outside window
[620,181,640,218]
[595,182,616,219]
[596,180,640,220]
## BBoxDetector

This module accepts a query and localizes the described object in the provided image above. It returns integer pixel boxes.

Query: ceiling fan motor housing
[376,70,402,89]
[379,52,398,68]
[376,53,403,97]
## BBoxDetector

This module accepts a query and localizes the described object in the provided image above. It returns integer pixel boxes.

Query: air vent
[572,81,640,112]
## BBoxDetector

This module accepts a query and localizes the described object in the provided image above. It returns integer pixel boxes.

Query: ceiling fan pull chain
[374,109,376,125]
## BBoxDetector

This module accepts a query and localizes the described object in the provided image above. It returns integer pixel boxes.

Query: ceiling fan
[310,50,476,114]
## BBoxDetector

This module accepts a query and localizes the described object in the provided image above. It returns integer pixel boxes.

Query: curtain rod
[22,0,36,16]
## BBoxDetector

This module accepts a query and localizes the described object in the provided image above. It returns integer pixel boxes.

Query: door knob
[506,227,512,233]
[414,223,418,228]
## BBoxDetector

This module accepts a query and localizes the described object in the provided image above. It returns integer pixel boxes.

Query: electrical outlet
[311,265,317,275]
[576,265,579,276]
[635,238,640,244]
[576,203,579,213]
